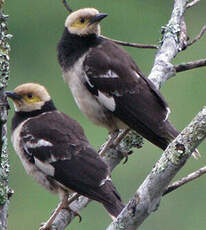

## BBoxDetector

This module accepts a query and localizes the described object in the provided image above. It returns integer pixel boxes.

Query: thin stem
[101,36,158,49]
[175,58,206,72]
[187,25,206,46]
[163,165,206,195]
[62,0,73,13]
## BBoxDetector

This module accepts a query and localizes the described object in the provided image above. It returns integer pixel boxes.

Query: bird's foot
[192,148,201,159]
[122,150,133,164]
[64,206,82,223]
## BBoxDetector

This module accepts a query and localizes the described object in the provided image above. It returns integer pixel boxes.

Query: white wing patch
[97,91,116,112]
[34,157,55,176]
[98,70,119,79]
[26,139,53,148]
[85,74,94,88]
[164,107,171,121]
[134,71,141,79]
[99,176,112,187]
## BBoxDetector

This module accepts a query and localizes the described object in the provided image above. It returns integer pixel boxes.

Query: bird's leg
[39,193,81,230]
[63,193,82,222]
[98,129,119,156]
[39,198,68,230]
[114,129,131,163]
[113,129,130,146]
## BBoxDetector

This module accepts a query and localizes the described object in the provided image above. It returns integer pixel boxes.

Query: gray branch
[175,58,206,72]
[107,106,206,230]
[148,0,187,88]
[163,165,206,196]
[0,1,11,230]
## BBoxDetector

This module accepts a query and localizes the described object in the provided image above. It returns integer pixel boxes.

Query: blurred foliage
[4,0,206,229]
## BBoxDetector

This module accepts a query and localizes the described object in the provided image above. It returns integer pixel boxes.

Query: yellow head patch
[23,94,41,104]
[70,17,89,29]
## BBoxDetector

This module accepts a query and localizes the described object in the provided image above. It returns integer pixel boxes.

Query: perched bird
[57,8,200,158]
[7,83,124,229]
[56,8,182,152]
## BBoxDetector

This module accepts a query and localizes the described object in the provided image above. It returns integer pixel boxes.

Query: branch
[148,0,187,88]
[187,25,206,46]
[186,0,200,9]
[100,36,158,49]
[163,165,206,196]
[0,2,11,230]
[175,58,206,72]
[107,106,206,230]
[62,0,73,13]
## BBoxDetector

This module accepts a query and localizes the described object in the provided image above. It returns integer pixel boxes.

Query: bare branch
[107,106,206,230]
[175,58,206,72]
[163,165,206,196]
[100,36,158,49]
[0,3,11,230]
[186,0,200,9]
[187,25,206,46]
[148,0,187,88]
[62,0,73,13]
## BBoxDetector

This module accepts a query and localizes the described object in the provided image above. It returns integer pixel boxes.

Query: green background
[5,0,206,229]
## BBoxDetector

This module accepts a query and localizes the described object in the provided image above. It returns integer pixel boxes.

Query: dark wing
[21,111,89,163]
[83,39,174,149]
[20,111,120,205]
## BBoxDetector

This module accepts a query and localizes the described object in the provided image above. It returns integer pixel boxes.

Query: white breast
[63,54,108,127]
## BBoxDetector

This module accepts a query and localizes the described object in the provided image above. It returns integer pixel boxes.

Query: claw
[122,150,133,164]
[64,207,82,222]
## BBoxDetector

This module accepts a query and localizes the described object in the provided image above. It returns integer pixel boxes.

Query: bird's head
[65,8,107,36]
[6,83,51,112]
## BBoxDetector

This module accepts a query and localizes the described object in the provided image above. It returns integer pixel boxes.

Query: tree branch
[107,106,206,230]
[175,58,206,72]
[187,25,206,46]
[148,0,187,88]
[0,2,11,230]
[100,36,158,49]
[186,0,200,9]
[62,0,73,13]
[163,165,206,196]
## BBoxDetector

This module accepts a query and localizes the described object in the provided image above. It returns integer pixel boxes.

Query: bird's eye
[80,18,85,24]
[27,93,33,99]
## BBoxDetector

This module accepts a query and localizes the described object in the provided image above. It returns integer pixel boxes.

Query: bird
[57,8,199,157]
[7,83,124,229]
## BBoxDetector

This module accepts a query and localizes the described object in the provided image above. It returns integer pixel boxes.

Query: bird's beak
[89,13,108,25]
[6,91,22,101]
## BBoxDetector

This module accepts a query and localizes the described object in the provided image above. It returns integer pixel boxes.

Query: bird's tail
[161,120,200,159]
[100,180,125,219]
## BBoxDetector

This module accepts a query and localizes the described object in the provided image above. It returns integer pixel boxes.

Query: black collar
[11,100,56,131]
[57,28,102,70]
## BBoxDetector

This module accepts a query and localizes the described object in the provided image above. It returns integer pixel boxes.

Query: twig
[175,58,206,72]
[186,0,200,9]
[163,165,206,196]
[187,25,206,46]
[101,36,158,49]
[62,0,73,13]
